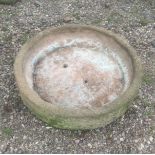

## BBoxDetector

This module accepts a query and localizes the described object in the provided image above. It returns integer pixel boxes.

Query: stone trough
[14,25,143,129]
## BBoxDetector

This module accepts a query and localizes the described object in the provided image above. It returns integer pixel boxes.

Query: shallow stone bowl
[14,25,142,129]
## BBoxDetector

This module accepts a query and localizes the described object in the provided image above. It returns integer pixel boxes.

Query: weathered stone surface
[14,25,143,129]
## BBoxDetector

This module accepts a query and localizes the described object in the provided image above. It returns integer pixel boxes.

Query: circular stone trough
[14,25,143,129]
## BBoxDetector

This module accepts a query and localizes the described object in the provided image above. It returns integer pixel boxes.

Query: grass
[4,34,12,42]
[149,126,155,135]
[0,12,9,16]
[2,127,13,136]
[129,4,153,26]
[91,19,102,25]
[72,13,80,20]
[139,17,150,26]
[143,100,150,108]
[20,32,30,44]
[1,27,8,32]
[143,74,154,85]
[0,0,19,5]
[106,12,123,24]
[144,107,154,117]
[143,97,154,118]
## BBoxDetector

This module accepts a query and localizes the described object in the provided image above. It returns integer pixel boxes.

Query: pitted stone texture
[34,46,126,108]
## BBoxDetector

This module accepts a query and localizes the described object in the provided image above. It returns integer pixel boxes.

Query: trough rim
[14,24,143,119]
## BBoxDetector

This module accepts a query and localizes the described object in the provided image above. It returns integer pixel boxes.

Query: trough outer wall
[14,25,143,130]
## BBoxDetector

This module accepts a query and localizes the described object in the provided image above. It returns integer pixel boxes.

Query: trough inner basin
[24,28,133,109]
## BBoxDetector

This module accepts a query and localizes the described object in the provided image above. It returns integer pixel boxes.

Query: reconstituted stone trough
[14,25,143,129]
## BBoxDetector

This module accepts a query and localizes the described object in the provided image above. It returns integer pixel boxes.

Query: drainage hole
[63,64,68,68]
[84,80,88,84]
